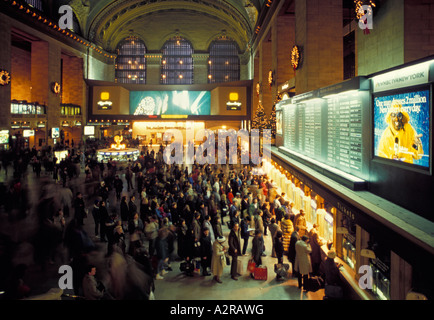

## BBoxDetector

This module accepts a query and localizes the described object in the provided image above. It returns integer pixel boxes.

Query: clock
[291,45,301,70]
[0,70,11,86]
[51,82,61,94]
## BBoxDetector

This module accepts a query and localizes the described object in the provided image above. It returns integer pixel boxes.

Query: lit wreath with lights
[51,82,61,94]
[0,70,11,86]
[291,46,300,70]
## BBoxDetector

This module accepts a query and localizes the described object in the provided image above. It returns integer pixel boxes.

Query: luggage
[254,266,268,280]
[274,263,290,278]
[247,259,256,273]
[306,276,325,292]
[237,259,244,275]
[180,261,193,273]
[324,284,343,299]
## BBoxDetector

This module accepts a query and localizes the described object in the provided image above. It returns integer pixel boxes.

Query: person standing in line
[281,213,294,254]
[155,228,170,280]
[268,218,281,258]
[288,226,301,276]
[200,227,213,276]
[211,236,226,283]
[294,235,312,291]
[114,175,123,202]
[274,231,285,281]
[240,216,251,256]
[228,222,242,281]
[251,230,264,276]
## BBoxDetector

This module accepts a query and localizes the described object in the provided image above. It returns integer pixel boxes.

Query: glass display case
[341,214,357,270]
[370,263,390,300]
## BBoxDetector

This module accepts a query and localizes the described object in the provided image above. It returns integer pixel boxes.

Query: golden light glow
[100,92,110,100]
[229,92,239,101]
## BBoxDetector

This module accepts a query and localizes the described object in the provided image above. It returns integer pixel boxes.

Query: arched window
[115,36,146,84]
[161,37,193,85]
[208,40,240,83]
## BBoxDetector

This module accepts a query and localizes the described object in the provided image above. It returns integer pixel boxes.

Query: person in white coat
[294,235,312,291]
[211,236,227,283]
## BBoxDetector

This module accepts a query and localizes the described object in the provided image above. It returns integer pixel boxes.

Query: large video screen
[130,91,211,116]
[374,89,430,168]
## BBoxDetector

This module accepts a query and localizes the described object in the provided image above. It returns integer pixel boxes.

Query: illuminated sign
[23,129,35,137]
[51,127,60,139]
[226,101,242,110]
[130,91,211,115]
[0,130,9,144]
[372,61,431,93]
[84,125,95,136]
[97,91,113,110]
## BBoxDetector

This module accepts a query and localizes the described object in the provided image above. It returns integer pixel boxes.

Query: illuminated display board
[374,89,430,169]
[280,89,370,179]
[130,91,211,116]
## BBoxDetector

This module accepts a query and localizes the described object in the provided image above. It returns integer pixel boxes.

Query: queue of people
[0,139,343,300]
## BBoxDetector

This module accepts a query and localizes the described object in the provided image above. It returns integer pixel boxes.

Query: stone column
[295,0,343,94]
[0,16,12,129]
[192,53,209,84]
[31,40,61,146]
[145,54,162,85]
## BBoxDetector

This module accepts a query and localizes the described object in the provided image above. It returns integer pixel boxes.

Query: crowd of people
[0,139,343,300]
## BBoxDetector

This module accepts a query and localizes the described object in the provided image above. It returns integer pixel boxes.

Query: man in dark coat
[200,228,213,276]
[228,222,241,280]
[288,226,301,277]
[113,175,123,201]
[74,192,86,226]
[128,195,138,221]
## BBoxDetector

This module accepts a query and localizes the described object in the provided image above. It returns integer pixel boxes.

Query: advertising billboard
[51,127,60,139]
[374,89,430,169]
[130,91,211,116]
[0,130,9,144]
[84,125,95,136]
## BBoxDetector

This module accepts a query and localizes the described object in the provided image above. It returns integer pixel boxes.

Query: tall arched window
[161,37,193,85]
[115,36,146,84]
[208,40,240,83]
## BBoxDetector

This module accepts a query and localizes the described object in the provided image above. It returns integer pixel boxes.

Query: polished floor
[0,162,325,301]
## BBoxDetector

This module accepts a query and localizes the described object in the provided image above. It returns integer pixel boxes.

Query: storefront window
[341,215,356,270]
[368,237,391,300]
[11,101,46,115]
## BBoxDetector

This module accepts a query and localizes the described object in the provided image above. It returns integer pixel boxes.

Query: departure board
[326,94,363,173]
[280,90,368,179]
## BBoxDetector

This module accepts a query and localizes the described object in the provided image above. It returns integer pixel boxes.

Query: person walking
[294,235,312,291]
[211,236,226,283]
[228,222,242,281]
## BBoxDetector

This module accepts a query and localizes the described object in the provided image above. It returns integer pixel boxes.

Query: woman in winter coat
[281,213,294,254]
[309,230,325,276]
[211,236,226,283]
[294,235,312,291]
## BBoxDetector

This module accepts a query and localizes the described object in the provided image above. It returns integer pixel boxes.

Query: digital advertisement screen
[130,91,211,116]
[0,130,9,144]
[51,127,60,139]
[374,89,430,168]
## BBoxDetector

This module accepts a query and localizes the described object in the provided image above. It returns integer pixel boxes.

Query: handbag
[247,259,256,273]
[225,253,231,266]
